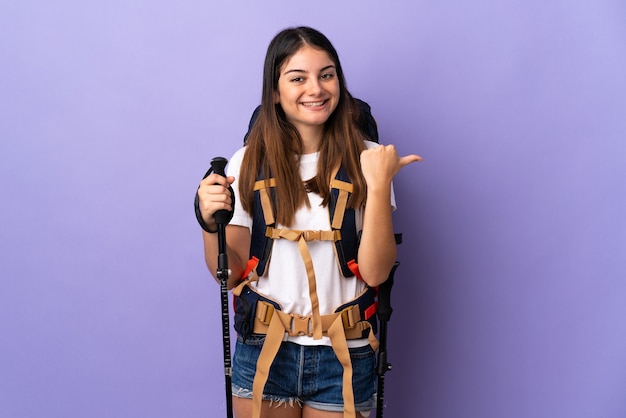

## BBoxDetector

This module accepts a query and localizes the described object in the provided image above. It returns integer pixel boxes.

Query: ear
[273,90,280,104]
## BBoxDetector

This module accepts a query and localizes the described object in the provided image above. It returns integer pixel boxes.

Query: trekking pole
[195,157,234,418]
[376,234,401,418]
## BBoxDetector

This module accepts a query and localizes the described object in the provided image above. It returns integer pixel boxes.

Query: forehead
[280,46,335,73]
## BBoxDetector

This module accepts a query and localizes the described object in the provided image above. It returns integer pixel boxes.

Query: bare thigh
[233,396,302,418]
[233,396,371,418]
[302,406,344,418]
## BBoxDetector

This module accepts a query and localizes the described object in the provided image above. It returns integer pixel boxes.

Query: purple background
[1,1,625,417]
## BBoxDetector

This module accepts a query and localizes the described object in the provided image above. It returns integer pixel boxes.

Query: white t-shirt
[227,141,396,346]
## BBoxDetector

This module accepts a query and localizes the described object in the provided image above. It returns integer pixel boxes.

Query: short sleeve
[226,147,253,230]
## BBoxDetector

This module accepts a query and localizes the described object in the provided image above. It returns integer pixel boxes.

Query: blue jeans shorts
[232,335,377,413]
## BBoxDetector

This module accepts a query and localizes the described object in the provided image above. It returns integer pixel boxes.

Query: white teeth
[302,101,325,107]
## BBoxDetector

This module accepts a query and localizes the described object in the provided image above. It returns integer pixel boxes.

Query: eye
[290,76,305,83]
[321,72,335,80]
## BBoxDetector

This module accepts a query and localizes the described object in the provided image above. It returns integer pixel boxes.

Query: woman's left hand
[360,144,422,190]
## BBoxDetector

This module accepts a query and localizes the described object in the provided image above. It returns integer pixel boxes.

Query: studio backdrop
[1,1,625,417]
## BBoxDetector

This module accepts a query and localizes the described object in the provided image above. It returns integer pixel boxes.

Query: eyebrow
[283,65,336,75]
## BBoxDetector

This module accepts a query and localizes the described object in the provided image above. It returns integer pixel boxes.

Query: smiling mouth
[301,100,327,107]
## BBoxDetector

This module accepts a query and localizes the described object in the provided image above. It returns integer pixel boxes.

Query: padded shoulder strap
[249,176,275,277]
[329,166,359,278]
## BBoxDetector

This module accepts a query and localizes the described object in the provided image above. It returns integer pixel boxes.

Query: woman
[198,26,421,418]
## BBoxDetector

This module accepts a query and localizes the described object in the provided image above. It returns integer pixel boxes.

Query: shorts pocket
[349,344,375,360]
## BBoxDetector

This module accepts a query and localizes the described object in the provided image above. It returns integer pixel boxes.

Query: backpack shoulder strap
[246,166,361,280]
[248,175,275,277]
[329,166,360,278]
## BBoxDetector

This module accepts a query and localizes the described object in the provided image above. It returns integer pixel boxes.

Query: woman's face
[275,46,340,137]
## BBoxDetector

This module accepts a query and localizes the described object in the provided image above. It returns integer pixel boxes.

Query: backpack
[232,98,398,418]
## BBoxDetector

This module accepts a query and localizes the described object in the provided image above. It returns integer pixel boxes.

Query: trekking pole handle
[210,157,234,225]
[378,262,398,322]
[377,233,402,322]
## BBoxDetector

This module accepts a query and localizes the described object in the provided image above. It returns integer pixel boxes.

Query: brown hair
[239,26,368,226]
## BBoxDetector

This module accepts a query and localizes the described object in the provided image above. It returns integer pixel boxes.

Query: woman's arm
[197,173,251,289]
[358,145,422,287]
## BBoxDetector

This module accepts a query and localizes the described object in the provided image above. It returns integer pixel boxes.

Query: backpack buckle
[303,230,321,241]
[289,314,312,336]
[256,301,275,326]
[341,306,359,329]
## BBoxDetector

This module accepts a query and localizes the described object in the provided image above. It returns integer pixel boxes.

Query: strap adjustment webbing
[262,225,341,342]
[249,167,359,279]
[246,168,370,418]
[329,177,352,230]
[265,227,341,242]
[254,178,276,226]
[250,300,379,418]
[253,300,375,340]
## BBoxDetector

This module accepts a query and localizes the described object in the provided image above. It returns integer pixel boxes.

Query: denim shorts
[232,335,377,413]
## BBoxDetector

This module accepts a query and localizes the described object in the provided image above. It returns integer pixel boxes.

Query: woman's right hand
[197,173,236,232]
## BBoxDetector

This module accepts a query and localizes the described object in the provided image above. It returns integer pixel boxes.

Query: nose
[308,78,322,96]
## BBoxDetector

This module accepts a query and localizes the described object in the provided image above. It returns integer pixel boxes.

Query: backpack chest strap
[265,227,341,242]
[263,226,340,341]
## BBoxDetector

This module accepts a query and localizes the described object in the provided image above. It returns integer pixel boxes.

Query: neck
[299,126,323,154]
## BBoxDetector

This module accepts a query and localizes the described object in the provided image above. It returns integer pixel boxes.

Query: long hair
[239,26,368,226]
